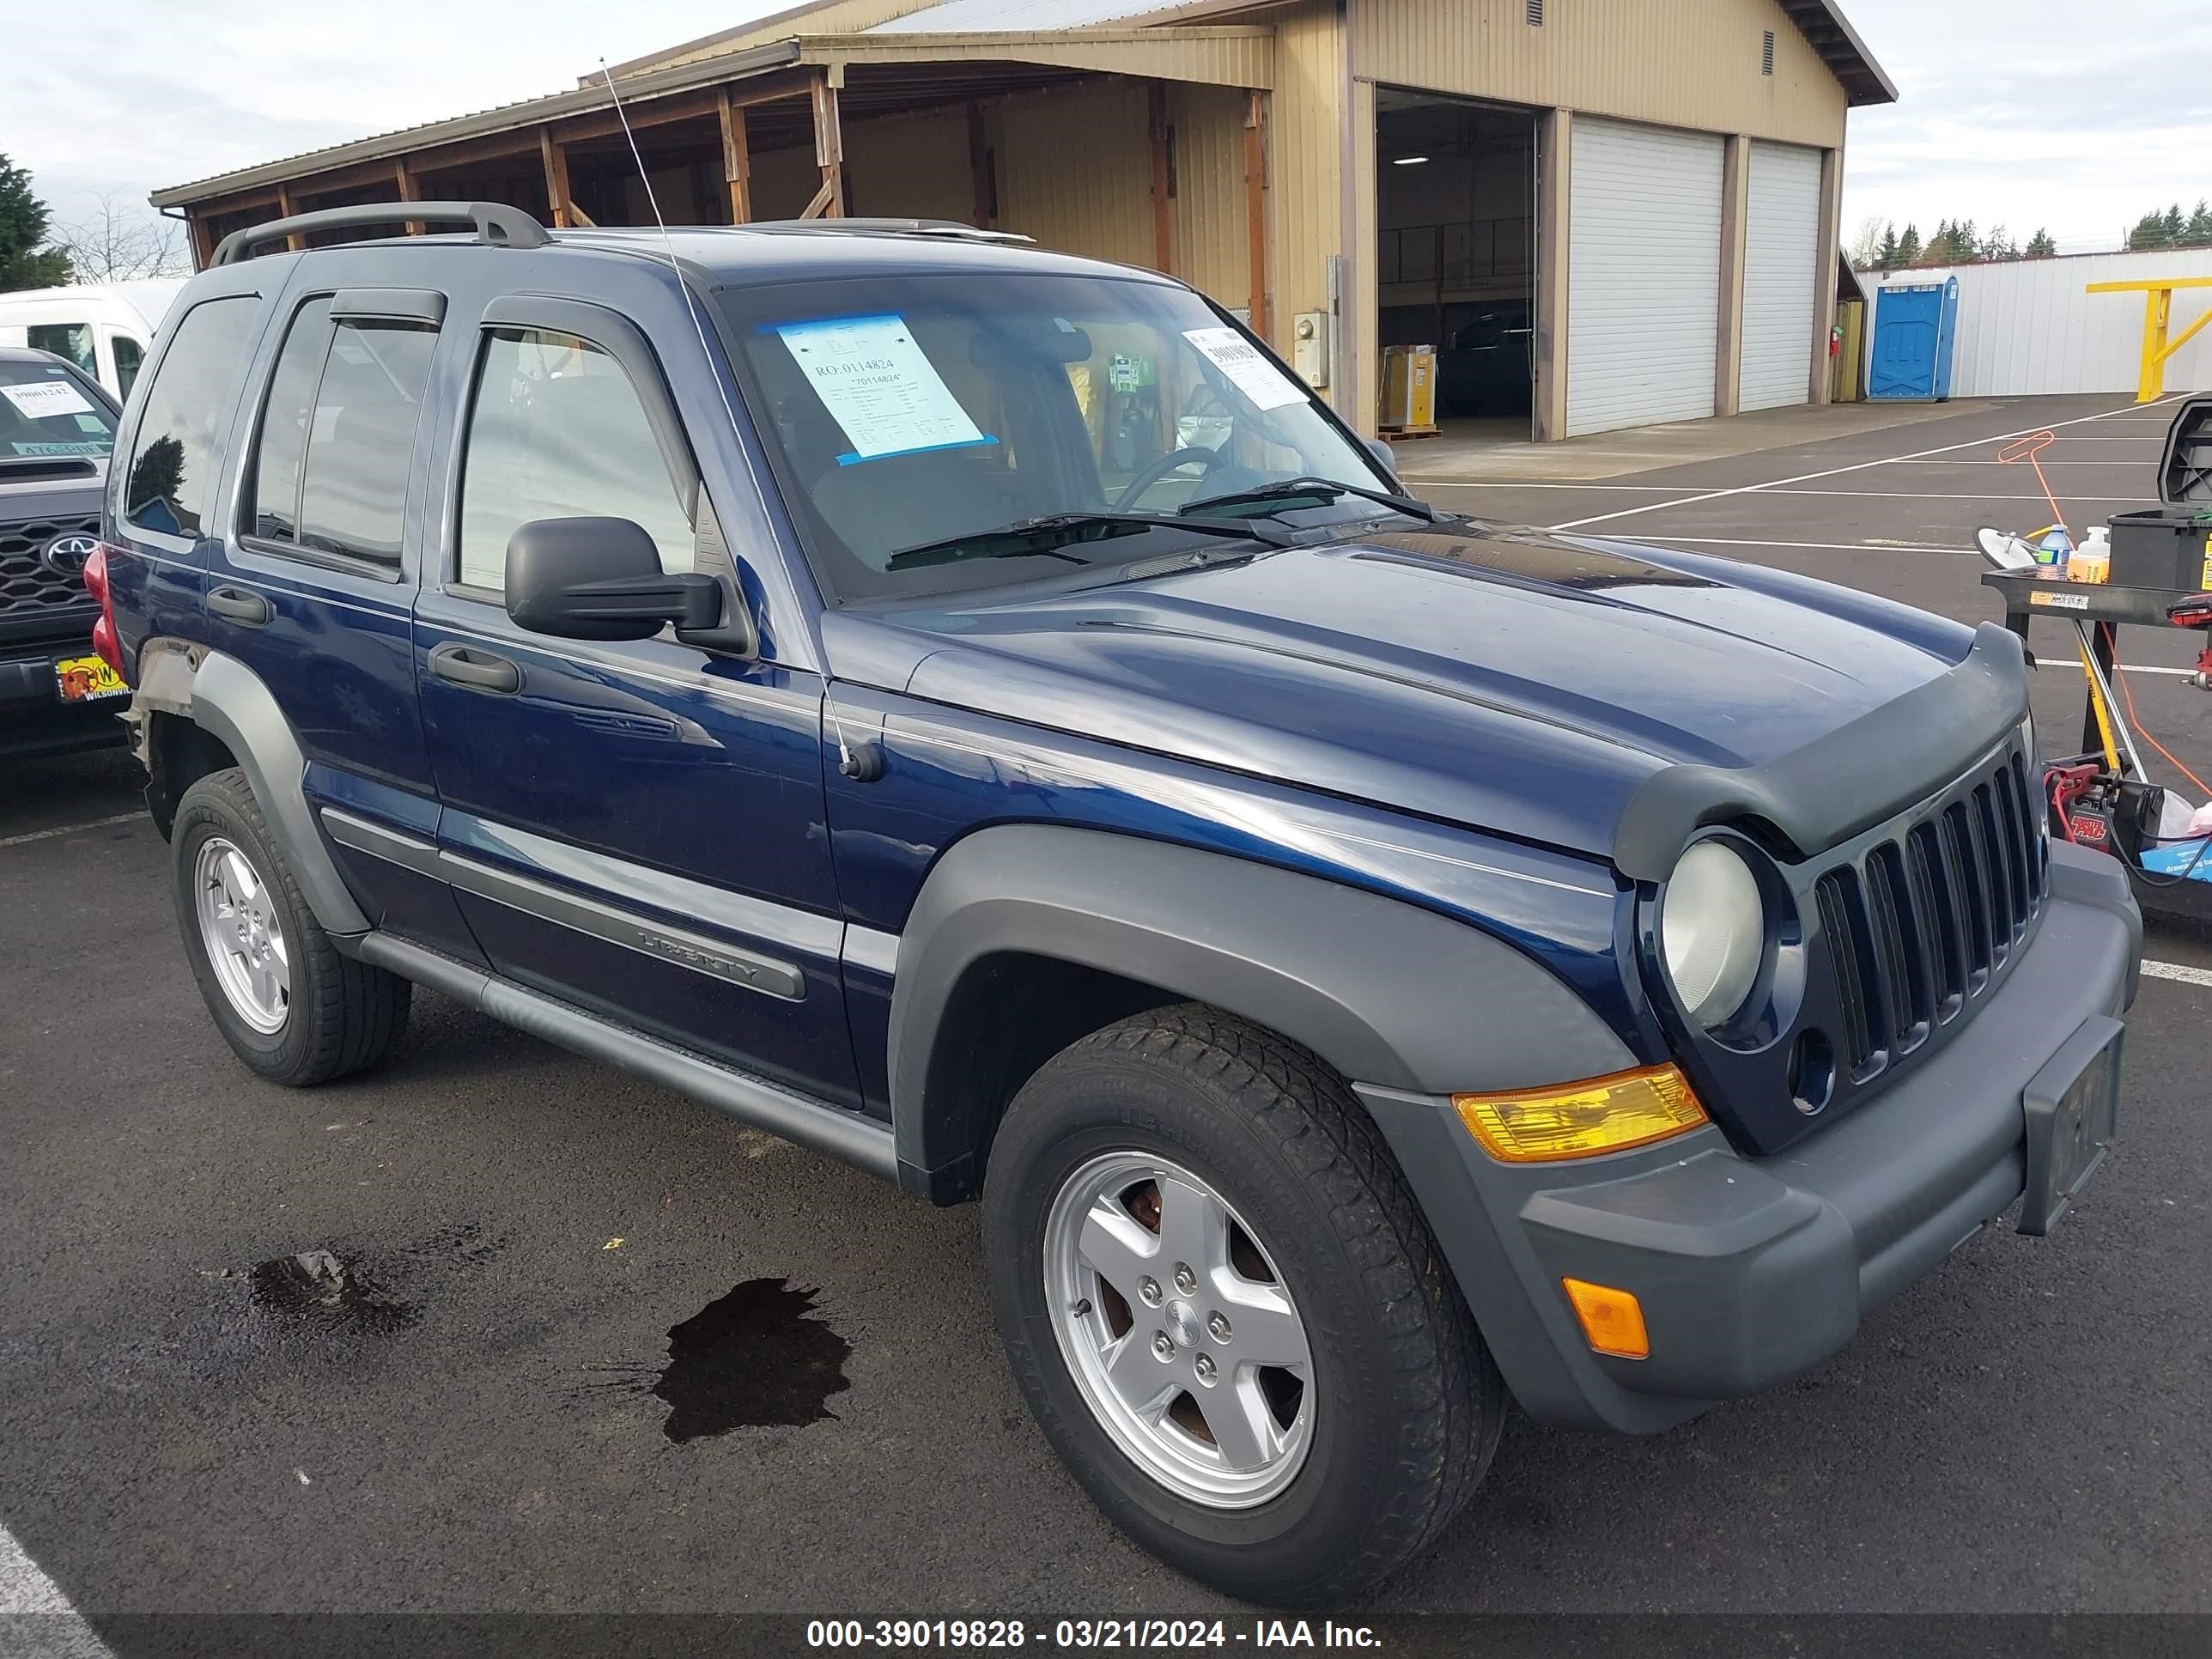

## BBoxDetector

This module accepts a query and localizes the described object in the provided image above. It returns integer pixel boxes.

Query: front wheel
[983,1006,1504,1606]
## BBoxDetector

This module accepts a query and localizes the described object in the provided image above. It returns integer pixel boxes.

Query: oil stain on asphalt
[245,1250,417,1335]
[652,1278,851,1443]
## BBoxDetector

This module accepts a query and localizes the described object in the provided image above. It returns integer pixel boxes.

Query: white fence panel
[1871,248,2212,397]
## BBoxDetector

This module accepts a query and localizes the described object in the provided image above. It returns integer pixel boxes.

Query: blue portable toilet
[1867,276,1960,400]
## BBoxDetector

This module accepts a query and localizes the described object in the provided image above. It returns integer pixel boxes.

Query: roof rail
[738,217,1035,246]
[212,201,549,266]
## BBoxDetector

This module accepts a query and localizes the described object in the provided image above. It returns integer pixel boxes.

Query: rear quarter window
[122,295,262,538]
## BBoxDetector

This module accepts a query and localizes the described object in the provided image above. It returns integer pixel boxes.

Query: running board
[356,932,898,1182]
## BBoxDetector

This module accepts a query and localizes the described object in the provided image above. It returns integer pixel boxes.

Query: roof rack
[736,217,1035,245]
[212,201,549,266]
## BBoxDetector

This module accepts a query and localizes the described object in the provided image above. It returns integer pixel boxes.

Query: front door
[412,294,858,1109]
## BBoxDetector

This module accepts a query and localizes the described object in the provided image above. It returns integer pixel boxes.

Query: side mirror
[1364,435,1401,483]
[505,517,724,642]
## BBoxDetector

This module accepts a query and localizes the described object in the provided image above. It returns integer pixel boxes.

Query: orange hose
[1996,430,2070,538]
[2106,623,2212,799]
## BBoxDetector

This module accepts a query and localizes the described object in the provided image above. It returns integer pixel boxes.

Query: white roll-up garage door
[1567,119,1723,436]
[1739,142,1825,410]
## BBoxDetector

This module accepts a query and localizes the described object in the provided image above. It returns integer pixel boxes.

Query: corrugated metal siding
[1567,118,1723,434]
[1739,139,1822,410]
[810,30,1273,86]
[845,106,977,222]
[1167,84,1255,307]
[1351,0,1846,149]
[994,79,1156,268]
[1266,0,1342,363]
[1875,250,2212,397]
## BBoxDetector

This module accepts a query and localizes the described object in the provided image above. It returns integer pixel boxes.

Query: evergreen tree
[2026,228,2057,258]
[2161,204,2186,245]
[1877,224,1900,267]
[2185,200,2212,247]
[1896,222,1923,264]
[2127,209,2170,250]
[1980,224,2018,261]
[0,154,73,291]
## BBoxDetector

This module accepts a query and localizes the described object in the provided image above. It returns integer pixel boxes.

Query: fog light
[1562,1278,1650,1359]
[1453,1065,1708,1162]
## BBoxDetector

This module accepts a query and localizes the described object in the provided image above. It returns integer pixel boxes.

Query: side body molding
[888,825,1633,1194]
[159,648,372,938]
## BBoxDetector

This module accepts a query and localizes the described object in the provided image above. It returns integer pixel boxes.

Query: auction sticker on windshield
[2,380,97,422]
[775,313,994,465]
[1182,326,1306,411]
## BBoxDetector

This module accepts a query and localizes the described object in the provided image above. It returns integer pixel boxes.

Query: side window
[123,296,262,538]
[243,298,438,568]
[112,336,145,402]
[456,327,693,592]
[27,322,94,377]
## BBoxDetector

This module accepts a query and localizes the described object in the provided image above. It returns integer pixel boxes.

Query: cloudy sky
[10,0,2208,258]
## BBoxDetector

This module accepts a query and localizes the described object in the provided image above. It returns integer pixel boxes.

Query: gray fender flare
[157,647,371,938]
[887,824,1632,1188]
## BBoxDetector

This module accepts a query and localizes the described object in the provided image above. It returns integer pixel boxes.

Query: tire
[982,1003,1504,1607]
[171,767,409,1086]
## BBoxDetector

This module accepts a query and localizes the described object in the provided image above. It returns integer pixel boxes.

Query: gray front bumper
[1358,838,2142,1434]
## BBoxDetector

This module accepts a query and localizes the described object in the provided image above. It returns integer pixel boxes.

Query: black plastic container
[2107,396,2212,591]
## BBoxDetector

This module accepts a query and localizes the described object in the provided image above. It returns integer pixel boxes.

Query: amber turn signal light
[1452,1064,1708,1163]
[1561,1278,1650,1360]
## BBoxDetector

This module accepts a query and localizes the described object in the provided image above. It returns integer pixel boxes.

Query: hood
[823,524,1981,863]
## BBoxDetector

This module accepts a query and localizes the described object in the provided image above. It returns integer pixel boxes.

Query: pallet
[1378,423,1440,441]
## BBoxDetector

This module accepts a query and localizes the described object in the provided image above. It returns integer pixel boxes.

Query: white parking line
[0,1522,112,1655]
[2142,959,2212,988]
[0,812,143,850]
[1544,395,2186,532]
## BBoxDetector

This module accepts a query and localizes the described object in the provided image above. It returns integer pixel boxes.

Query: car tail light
[83,544,125,678]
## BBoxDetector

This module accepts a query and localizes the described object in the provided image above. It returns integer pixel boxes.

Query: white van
[0,278,185,404]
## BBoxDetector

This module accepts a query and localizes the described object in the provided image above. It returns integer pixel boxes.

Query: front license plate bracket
[2019,1013,2124,1237]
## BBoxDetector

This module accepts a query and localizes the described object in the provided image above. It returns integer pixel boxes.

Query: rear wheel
[983,1005,1504,1606]
[172,767,409,1086]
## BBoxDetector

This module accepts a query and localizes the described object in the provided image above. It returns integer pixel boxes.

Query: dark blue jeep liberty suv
[98,202,2141,1606]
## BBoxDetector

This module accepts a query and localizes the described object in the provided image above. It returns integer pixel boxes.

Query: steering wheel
[1114,445,1225,510]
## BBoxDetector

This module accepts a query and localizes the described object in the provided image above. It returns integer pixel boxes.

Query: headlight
[1660,842,1766,1030]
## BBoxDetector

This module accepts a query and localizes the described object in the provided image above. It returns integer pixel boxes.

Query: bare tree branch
[50,192,191,281]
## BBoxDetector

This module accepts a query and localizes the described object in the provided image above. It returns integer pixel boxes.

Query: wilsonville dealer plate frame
[54,653,128,702]
[2018,1013,2124,1237]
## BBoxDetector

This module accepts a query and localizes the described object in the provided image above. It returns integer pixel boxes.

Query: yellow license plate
[55,654,127,702]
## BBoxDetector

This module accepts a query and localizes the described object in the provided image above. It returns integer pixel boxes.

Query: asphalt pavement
[3,392,2209,1649]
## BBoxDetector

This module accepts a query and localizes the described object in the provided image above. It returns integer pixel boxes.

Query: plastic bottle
[2033,527,2073,572]
[2069,525,2111,585]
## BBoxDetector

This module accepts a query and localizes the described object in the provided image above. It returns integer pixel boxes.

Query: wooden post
[393,157,423,236]
[276,183,305,252]
[967,102,994,230]
[185,212,214,272]
[718,87,752,224]
[805,72,845,219]
[1243,89,1270,342]
[539,129,575,229]
[1148,83,1173,275]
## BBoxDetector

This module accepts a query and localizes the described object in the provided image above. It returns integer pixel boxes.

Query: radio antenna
[598,58,745,440]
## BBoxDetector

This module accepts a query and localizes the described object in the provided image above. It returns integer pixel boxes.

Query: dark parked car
[1,346,128,761]
[100,202,2139,1607]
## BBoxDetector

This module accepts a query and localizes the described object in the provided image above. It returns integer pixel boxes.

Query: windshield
[0,358,117,460]
[716,270,1393,601]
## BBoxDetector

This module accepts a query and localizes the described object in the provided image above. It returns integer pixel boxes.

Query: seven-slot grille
[1813,749,2045,1079]
[0,511,100,621]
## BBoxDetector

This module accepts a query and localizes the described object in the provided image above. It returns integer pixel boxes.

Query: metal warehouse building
[152,0,1893,441]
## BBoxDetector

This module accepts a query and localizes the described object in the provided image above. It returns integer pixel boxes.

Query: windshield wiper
[885,510,1292,570]
[1179,475,1444,524]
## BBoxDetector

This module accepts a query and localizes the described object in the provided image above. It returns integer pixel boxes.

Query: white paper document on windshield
[1182,326,1307,411]
[775,313,996,465]
[1,379,96,421]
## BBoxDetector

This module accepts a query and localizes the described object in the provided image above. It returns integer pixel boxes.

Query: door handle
[428,641,522,696]
[207,586,273,626]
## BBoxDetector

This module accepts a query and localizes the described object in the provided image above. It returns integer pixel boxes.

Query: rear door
[200,256,481,962]
[410,287,859,1109]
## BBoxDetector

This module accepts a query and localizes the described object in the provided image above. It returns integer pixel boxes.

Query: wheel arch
[887,825,1633,1201]
[128,641,369,937]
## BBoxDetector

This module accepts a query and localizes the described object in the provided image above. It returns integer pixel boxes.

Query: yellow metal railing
[2086,276,2212,402]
